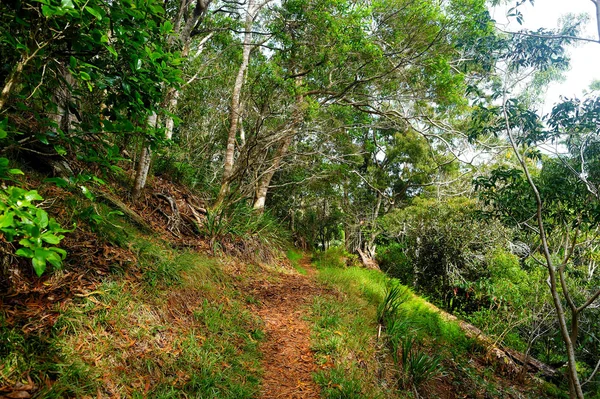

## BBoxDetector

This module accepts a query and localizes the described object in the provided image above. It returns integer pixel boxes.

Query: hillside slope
[0,179,566,399]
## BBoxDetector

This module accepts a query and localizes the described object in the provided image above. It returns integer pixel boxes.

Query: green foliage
[398,335,444,389]
[376,243,412,283]
[379,197,509,311]
[0,180,70,276]
[313,246,358,269]
[201,202,290,258]
[286,249,306,274]
[377,282,408,325]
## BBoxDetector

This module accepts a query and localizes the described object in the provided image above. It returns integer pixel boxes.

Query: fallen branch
[92,190,154,233]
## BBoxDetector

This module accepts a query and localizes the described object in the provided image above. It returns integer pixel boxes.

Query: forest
[1,0,600,398]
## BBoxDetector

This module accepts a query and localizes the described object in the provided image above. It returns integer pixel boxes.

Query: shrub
[377,242,413,284]
[314,246,359,269]
[0,160,70,276]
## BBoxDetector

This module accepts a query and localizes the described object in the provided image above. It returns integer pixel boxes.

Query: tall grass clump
[378,283,445,393]
[201,202,290,261]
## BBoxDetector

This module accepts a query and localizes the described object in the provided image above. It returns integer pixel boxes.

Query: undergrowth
[312,257,563,399]
[0,221,264,398]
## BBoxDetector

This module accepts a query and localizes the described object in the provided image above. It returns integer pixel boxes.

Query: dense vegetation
[1,0,600,397]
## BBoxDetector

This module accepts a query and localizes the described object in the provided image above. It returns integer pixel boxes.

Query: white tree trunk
[253,134,294,211]
[132,112,158,200]
[214,0,256,208]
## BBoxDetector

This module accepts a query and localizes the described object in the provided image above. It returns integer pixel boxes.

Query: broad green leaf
[60,0,74,9]
[50,247,67,259]
[41,5,56,17]
[32,256,47,277]
[0,212,14,228]
[24,191,43,202]
[44,177,69,187]
[15,248,34,258]
[36,208,49,228]
[41,233,62,244]
[85,6,102,20]
[46,254,62,268]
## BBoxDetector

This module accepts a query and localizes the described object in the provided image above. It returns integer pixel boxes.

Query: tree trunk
[0,58,26,112]
[503,101,585,399]
[214,0,256,209]
[252,134,294,211]
[253,77,304,211]
[132,112,157,200]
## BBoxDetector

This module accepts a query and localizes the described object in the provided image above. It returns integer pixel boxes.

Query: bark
[93,189,153,232]
[365,193,383,258]
[253,77,304,211]
[51,65,77,134]
[0,58,26,112]
[132,113,157,200]
[180,0,212,45]
[252,135,294,211]
[131,1,212,198]
[214,0,256,209]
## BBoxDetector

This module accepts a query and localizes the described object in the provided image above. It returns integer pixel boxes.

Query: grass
[308,266,398,399]
[1,222,264,398]
[286,249,307,275]
[311,258,562,399]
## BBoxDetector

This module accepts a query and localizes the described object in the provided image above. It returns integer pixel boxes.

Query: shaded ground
[247,258,325,399]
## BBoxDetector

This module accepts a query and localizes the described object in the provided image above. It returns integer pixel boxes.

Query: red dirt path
[247,258,324,399]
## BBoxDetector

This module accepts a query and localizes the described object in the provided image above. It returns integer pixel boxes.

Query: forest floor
[247,257,325,399]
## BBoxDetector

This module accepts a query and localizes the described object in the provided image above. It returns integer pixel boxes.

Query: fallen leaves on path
[247,258,326,399]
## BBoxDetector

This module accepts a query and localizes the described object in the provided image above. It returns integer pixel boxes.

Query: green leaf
[80,185,94,200]
[41,233,62,244]
[24,191,43,202]
[32,256,47,276]
[0,212,14,228]
[41,5,56,17]
[15,247,34,258]
[106,45,118,58]
[60,0,74,9]
[36,208,49,228]
[9,169,24,175]
[50,247,67,259]
[85,6,102,20]
[46,252,62,268]
[80,71,91,81]
[44,177,69,187]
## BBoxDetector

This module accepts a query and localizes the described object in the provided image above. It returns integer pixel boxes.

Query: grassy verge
[1,229,264,398]
[311,260,562,399]
[286,249,307,275]
[308,267,398,399]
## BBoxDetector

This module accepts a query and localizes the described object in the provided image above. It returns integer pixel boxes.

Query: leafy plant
[401,336,444,389]
[0,186,71,276]
[0,159,70,276]
[377,282,408,325]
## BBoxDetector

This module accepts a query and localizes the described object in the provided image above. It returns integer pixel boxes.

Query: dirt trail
[248,258,324,399]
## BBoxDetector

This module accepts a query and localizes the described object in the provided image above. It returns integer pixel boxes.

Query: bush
[314,246,359,269]
[201,202,290,261]
[377,243,413,284]
[379,197,509,311]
